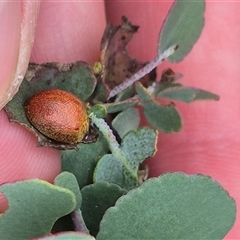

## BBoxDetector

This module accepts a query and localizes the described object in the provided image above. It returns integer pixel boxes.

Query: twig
[89,113,136,178]
[89,113,121,156]
[107,45,177,100]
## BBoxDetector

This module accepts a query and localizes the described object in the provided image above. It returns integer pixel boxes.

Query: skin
[0,1,239,238]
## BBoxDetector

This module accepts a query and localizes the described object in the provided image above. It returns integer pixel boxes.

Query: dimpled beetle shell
[24,89,89,144]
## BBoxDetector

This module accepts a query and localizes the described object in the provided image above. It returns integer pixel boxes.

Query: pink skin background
[0,1,239,238]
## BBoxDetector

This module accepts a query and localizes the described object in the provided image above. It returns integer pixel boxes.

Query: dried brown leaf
[100,16,156,90]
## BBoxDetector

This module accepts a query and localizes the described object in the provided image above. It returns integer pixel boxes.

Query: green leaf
[0,179,76,240]
[27,62,97,101]
[54,172,82,210]
[121,127,158,171]
[112,108,140,138]
[144,100,182,135]
[94,127,158,190]
[5,62,96,123]
[136,82,182,133]
[153,82,183,93]
[52,214,75,233]
[157,85,220,103]
[93,154,125,186]
[158,0,205,62]
[51,173,90,234]
[89,79,108,103]
[93,154,138,190]
[116,86,134,101]
[89,104,107,119]
[4,61,97,150]
[105,98,139,114]
[135,82,152,102]
[97,173,236,240]
[61,133,109,189]
[81,182,127,237]
[40,232,95,239]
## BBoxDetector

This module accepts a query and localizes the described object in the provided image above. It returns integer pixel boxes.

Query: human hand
[0,1,106,211]
[1,1,239,238]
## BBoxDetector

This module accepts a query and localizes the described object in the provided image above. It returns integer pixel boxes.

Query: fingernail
[0,1,40,109]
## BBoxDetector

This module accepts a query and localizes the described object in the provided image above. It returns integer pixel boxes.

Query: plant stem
[89,113,121,156]
[107,45,177,100]
[71,209,89,233]
[89,113,137,180]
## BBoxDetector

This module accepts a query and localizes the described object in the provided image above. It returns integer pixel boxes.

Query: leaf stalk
[107,45,177,100]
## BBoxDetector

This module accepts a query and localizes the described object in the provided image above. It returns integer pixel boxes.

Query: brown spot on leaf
[160,68,183,83]
[100,16,156,90]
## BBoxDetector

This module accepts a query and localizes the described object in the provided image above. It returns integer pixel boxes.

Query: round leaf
[54,172,82,210]
[0,180,76,240]
[93,154,138,190]
[61,133,109,189]
[89,104,107,119]
[93,154,124,186]
[158,0,205,62]
[120,127,158,170]
[81,182,127,237]
[97,173,236,240]
[143,101,182,133]
[136,82,182,133]
[112,108,140,138]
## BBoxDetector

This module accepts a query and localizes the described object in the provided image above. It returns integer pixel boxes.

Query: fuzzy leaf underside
[93,153,139,190]
[120,127,158,171]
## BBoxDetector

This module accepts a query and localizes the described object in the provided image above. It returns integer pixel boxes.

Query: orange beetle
[25,89,89,144]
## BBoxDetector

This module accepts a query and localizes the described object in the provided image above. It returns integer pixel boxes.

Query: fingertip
[0,110,61,185]
[31,1,106,64]
[0,109,61,212]
[0,1,40,109]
